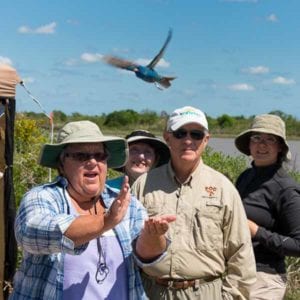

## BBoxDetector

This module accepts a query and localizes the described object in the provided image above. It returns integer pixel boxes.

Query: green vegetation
[21,108,300,139]
[12,110,300,298]
[14,118,50,207]
[203,146,248,183]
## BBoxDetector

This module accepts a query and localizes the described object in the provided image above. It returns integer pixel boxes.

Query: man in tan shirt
[132,106,256,300]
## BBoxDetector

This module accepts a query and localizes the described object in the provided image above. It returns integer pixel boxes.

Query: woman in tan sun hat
[10,120,176,300]
[234,114,300,300]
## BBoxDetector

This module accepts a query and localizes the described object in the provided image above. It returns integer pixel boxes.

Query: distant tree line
[18,109,300,138]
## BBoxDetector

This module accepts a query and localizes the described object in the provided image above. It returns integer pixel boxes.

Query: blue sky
[1,0,300,119]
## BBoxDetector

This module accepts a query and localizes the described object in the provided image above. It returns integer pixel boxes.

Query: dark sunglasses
[170,129,206,140]
[64,152,109,162]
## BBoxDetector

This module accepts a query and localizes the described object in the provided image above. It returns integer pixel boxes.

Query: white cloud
[18,22,57,34]
[134,58,150,65]
[243,66,269,75]
[67,19,79,25]
[0,56,13,65]
[272,76,295,85]
[156,58,170,68]
[228,83,255,91]
[36,22,56,34]
[118,69,133,75]
[135,58,170,68]
[22,77,35,84]
[266,14,278,22]
[182,89,197,97]
[64,58,78,66]
[81,53,103,63]
[18,26,31,34]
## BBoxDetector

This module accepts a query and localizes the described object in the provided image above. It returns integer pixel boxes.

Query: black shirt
[236,163,300,273]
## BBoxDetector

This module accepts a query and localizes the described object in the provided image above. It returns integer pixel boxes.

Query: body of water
[209,137,300,172]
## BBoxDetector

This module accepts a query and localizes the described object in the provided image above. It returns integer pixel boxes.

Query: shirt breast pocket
[191,199,224,251]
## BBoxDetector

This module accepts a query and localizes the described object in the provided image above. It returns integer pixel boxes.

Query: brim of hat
[39,136,128,169]
[114,136,170,172]
[169,118,208,131]
[235,129,291,161]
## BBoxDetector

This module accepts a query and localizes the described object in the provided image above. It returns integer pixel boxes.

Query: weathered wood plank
[0,113,5,300]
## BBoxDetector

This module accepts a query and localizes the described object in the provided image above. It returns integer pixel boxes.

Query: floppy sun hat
[235,114,291,161]
[167,106,209,131]
[126,130,170,167]
[39,120,128,169]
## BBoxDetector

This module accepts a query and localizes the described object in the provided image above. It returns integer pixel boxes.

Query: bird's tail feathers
[158,76,176,88]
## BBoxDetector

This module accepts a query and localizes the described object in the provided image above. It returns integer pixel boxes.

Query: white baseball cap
[167,106,208,131]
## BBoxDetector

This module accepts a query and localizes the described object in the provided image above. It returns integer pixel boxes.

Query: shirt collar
[52,176,118,209]
[44,175,68,188]
[167,159,203,186]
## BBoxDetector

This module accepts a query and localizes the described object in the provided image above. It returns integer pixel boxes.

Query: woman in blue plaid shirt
[10,120,175,300]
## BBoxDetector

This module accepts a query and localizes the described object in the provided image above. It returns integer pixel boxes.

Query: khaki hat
[39,120,128,169]
[125,130,170,167]
[235,114,291,161]
[167,106,208,131]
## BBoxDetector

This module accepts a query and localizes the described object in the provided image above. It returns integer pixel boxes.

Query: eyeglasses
[64,152,109,162]
[129,146,155,157]
[250,135,278,145]
[170,129,206,141]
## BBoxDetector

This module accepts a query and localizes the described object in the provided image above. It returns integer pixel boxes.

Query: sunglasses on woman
[170,128,206,140]
[64,152,110,162]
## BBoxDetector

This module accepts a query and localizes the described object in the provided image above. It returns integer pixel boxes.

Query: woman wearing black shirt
[235,114,300,300]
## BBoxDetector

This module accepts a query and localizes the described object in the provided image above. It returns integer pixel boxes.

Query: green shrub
[217,114,235,129]
[203,146,248,183]
[14,118,50,207]
[104,109,140,127]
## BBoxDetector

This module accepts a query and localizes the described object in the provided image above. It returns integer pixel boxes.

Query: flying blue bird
[103,29,176,89]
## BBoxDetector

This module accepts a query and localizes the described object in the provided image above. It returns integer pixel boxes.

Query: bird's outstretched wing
[103,55,138,71]
[147,29,172,69]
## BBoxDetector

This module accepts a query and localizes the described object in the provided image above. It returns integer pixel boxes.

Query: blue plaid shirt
[10,176,152,300]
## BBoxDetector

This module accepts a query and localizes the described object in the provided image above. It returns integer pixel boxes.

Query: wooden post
[0,113,5,300]
[0,65,20,299]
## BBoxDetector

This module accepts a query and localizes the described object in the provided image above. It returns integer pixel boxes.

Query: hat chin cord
[66,182,101,211]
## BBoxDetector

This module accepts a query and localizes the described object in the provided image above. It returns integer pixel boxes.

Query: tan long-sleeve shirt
[132,160,256,300]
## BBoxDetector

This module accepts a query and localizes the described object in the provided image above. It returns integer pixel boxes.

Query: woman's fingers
[144,215,176,235]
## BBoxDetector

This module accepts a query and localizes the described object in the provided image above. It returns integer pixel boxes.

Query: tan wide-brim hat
[39,120,128,169]
[235,114,291,161]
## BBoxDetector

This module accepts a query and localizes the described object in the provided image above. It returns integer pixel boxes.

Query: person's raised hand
[105,176,131,230]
